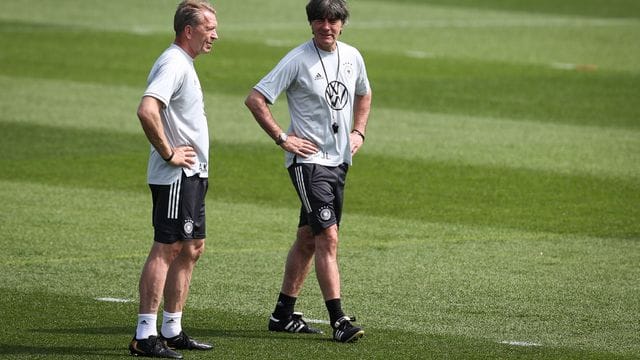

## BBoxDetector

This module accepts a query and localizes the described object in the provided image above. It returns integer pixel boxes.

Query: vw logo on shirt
[325,81,349,110]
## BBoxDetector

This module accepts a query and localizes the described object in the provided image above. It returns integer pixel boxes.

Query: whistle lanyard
[313,40,341,89]
[313,40,341,134]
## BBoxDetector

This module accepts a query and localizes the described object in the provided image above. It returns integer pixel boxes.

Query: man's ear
[184,25,193,39]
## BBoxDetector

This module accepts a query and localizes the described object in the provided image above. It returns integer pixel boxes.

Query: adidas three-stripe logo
[167,177,182,219]
[284,319,306,333]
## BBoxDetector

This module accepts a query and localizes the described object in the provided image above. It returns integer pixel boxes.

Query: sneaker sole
[129,344,183,359]
[342,329,365,343]
[129,351,183,359]
[129,350,183,359]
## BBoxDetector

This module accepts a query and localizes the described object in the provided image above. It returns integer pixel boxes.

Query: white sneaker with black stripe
[332,316,364,343]
[268,312,323,334]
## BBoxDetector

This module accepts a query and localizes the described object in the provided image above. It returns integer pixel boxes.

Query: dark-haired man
[245,0,372,343]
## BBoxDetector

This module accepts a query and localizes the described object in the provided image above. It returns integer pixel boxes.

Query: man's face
[190,10,218,57]
[311,18,343,51]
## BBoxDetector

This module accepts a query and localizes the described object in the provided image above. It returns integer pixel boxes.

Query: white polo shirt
[254,40,370,168]
[143,44,209,185]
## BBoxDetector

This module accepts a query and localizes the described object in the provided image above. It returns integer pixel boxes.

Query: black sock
[273,292,296,319]
[325,298,345,327]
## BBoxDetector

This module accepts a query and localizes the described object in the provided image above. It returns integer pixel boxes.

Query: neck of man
[174,38,197,59]
[313,39,337,52]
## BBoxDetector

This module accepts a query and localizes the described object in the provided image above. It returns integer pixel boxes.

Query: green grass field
[1,0,639,358]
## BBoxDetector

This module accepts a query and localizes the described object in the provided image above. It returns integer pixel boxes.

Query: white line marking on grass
[303,318,330,325]
[500,340,542,347]
[95,297,133,303]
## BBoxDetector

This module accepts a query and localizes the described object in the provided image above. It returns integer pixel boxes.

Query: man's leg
[163,239,205,313]
[268,225,323,334]
[160,238,213,350]
[130,242,184,358]
[315,224,364,343]
[138,241,184,324]
[314,224,341,301]
[160,239,205,338]
[314,224,348,325]
[281,226,315,297]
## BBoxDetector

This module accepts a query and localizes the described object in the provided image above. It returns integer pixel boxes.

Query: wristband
[351,129,365,142]
[163,150,175,162]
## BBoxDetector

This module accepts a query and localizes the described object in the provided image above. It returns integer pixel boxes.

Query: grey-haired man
[130,1,218,357]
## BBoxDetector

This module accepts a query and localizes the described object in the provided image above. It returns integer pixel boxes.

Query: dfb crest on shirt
[325,81,348,111]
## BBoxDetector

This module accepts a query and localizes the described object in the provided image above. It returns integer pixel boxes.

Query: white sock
[161,311,183,338]
[136,313,158,340]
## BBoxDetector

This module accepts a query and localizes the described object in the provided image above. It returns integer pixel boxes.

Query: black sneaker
[268,312,324,334]
[332,316,364,343]
[129,335,183,358]
[162,330,213,351]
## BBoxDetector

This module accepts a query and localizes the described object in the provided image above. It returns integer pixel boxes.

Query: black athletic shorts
[288,162,349,235]
[149,172,208,244]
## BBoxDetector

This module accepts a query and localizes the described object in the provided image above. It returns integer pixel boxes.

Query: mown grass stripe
[1,75,637,182]
[1,24,638,128]
[2,179,639,355]
[1,122,637,239]
[2,288,634,359]
[362,0,640,19]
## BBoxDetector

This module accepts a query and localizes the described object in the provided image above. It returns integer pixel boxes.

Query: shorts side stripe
[295,166,313,214]
[168,177,181,219]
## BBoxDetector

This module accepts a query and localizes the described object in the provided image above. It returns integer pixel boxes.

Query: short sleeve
[254,48,302,104]
[144,58,183,106]
[354,51,371,96]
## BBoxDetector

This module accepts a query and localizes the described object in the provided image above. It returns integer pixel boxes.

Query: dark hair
[306,0,349,24]
[174,0,216,36]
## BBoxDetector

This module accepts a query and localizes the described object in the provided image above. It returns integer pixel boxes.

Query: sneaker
[268,312,323,334]
[162,330,213,351]
[129,335,183,359]
[332,316,364,343]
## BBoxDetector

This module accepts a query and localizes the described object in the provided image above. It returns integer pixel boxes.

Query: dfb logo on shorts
[184,219,194,235]
[325,81,348,110]
[320,208,332,221]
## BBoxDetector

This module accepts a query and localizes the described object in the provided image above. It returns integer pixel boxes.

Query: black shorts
[149,172,208,244]
[288,162,349,235]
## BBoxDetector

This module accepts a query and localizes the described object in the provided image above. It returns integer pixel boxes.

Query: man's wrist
[162,150,175,162]
[351,129,365,142]
[275,132,288,145]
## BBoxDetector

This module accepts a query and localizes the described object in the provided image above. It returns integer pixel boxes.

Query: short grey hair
[174,0,216,36]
